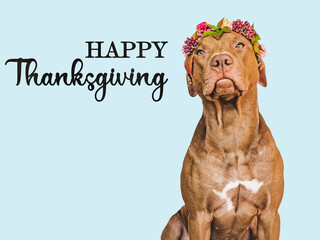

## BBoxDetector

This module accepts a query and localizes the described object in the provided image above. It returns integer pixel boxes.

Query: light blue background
[0,0,319,239]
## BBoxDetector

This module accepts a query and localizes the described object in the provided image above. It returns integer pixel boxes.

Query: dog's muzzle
[214,78,235,94]
[204,78,242,101]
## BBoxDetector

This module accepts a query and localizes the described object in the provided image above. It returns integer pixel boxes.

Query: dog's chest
[204,151,269,224]
[212,179,263,211]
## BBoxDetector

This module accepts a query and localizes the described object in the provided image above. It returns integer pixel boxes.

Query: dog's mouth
[206,78,242,101]
[215,79,235,94]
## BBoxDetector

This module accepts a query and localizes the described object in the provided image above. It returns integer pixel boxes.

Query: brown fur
[162,32,284,240]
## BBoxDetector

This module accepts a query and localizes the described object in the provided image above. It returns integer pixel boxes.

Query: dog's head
[185,31,267,101]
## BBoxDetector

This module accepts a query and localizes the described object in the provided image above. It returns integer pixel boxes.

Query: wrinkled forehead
[198,32,252,50]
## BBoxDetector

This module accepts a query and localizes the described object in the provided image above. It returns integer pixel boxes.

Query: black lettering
[5,58,37,86]
[121,41,136,58]
[70,58,85,85]
[126,68,135,84]
[54,72,68,86]
[25,59,39,85]
[135,72,149,85]
[95,73,108,102]
[85,73,95,91]
[151,73,168,101]
[41,73,53,86]
[85,41,104,58]
[106,41,119,58]
[152,41,168,58]
[137,41,152,58]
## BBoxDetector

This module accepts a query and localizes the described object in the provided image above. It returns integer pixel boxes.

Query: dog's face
[185,31,266,101]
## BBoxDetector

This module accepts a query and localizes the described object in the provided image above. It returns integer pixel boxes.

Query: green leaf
[211,30,223,39]
[207,24,217,30]
[251,39,257,46]
[251,36,256,44]
[212,32,218,38]
[221,26,231,32]
[255,34,261,41]
[254,45,260,54]
[217,19,223,29]
[202,31,214,37]
[192,31,198,39]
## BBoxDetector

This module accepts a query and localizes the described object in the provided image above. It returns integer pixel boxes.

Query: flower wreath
[182,18,266,62]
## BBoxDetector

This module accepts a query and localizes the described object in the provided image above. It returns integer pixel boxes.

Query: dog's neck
[201,85,260,152]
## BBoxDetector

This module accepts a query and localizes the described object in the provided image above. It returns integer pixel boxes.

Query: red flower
[196,22,211,37]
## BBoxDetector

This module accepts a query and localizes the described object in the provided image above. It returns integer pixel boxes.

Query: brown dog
[161,31,284,239]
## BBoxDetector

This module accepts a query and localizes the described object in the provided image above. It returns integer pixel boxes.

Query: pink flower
[231,19,256,40]
[196,22,207,30]
[243,21,251,29]
[221,18,232,28]
[258,44,266,58]
[196,22,211,37]
[182,37,198,56]
[232,19,242,31]
[182,19,265,60]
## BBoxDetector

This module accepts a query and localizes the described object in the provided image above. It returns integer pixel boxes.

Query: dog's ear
[186,73,197,97]
[184,55,197,97]
[258,59,267,87]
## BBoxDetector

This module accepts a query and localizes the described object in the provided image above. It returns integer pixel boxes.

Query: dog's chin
[205,78,240,101]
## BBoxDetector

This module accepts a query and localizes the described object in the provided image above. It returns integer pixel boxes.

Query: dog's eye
[235,42,245,48]
[196,49,205,55]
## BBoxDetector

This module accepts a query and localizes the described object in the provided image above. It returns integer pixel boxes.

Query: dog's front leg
[188,211,212,240]
[257,209,280,240]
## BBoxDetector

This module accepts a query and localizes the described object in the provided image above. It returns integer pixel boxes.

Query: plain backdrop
[0,0,319,239]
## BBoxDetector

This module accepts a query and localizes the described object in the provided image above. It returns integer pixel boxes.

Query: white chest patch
[212,179,263,211]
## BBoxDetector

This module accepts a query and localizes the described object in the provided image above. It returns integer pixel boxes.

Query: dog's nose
[210,54,234,72]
